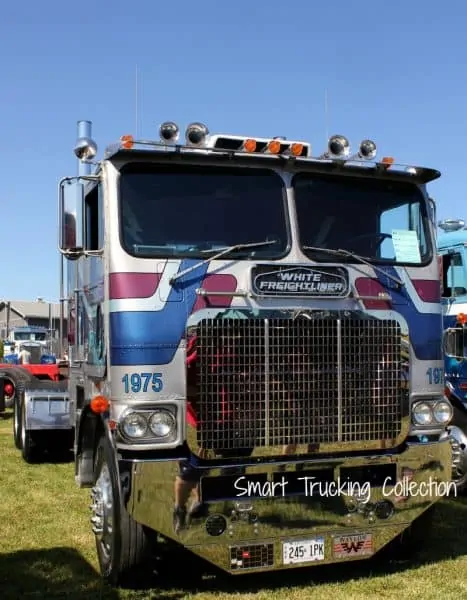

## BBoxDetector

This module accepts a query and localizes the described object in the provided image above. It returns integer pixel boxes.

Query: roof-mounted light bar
[114,124,379,165]
[98,121,437,181]
[209,134,311,157]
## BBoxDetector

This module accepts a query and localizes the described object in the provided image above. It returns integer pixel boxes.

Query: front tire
[91,435,153,587]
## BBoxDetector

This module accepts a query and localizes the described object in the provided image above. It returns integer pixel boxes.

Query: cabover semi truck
[59,119,453,586]
[1,324,61,410]
[0,325,70,461]
[437,218,467,491]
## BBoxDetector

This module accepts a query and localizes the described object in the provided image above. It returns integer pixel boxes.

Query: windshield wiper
[169,239,278,285]
[302,245,404,287]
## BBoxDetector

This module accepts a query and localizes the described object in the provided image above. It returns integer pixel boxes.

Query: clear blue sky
[1,0,465,301]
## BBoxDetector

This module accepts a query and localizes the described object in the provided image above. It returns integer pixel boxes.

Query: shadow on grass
[38,448,75,464]
[137,497,467,598]
[3,500,466,599]
[0,547,118,600]
[0,412,13,420]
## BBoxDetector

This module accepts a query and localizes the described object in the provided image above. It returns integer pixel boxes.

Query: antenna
[324,88,329,142]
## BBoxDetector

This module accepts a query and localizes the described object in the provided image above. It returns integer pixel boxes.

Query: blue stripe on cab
[374,267,442,361]
[110,259,209,366]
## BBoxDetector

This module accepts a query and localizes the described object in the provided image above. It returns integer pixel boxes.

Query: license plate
[333,533,373,558]
[283,538,325,564]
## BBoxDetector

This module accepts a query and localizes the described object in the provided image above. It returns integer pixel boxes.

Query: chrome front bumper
[125,439,452,573]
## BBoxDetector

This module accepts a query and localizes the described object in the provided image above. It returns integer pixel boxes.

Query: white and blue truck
[438,218,467,491]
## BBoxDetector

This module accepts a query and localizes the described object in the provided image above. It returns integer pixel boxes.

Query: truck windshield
[14,332,32,341]
[294,173,431,265]
[13,332,46,341]
[119,163,289,259]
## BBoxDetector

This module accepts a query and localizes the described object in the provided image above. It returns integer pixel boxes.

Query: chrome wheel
[90,463,114,564]
[451,437,467,488]
[440,426,467,492]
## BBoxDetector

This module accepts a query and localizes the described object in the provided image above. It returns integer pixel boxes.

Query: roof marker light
[267,139,281,154]
[120,134,134,149]
[381,156,394,165]
[289,142,304,156]
[243,138,257,152]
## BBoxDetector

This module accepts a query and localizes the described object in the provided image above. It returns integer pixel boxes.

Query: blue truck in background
[438,218,467,491]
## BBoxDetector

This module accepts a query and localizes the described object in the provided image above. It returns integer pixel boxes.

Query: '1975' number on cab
[122,372,163,394]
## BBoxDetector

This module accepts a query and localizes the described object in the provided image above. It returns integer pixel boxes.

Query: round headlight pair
[412,400,453,426]
[121,409,176,439]
[158,121,209,146]
[326,135,376,160]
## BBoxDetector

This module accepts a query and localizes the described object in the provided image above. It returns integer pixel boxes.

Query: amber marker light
[90,395,110,414]
[120,134,134,149]
[243,138,257,152]
[267,140,281,153]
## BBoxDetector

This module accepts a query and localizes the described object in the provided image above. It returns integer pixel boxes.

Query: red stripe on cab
[109,272,163,299]
[411,279,440,303]
[354,278,391,310]
[192,274,238,312]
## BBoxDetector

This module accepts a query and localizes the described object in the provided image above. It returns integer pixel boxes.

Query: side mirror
[59,178,84,258]
[443,327,466,360]
[428,197,436,225]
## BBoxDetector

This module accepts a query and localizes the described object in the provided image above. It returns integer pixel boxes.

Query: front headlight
[121,412,148,438]
[411,398,453,427]
[433,400,453,424]
[412,402,433,425]
[148,409,176,438]
[117,405,179,443]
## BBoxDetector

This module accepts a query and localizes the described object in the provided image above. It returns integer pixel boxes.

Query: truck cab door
[440,247,467,302]
[440,246,467,397]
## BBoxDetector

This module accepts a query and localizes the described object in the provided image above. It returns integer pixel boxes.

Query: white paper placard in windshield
[391,229,421,263]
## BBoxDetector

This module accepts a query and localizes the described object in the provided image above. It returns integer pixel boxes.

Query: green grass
[1,411,467,599]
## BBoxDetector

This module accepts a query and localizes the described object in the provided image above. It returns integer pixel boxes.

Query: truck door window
[441,251,467,297]
[118,163,289,259]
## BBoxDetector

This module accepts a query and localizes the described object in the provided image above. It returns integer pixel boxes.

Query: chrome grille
[194,317,402,450]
